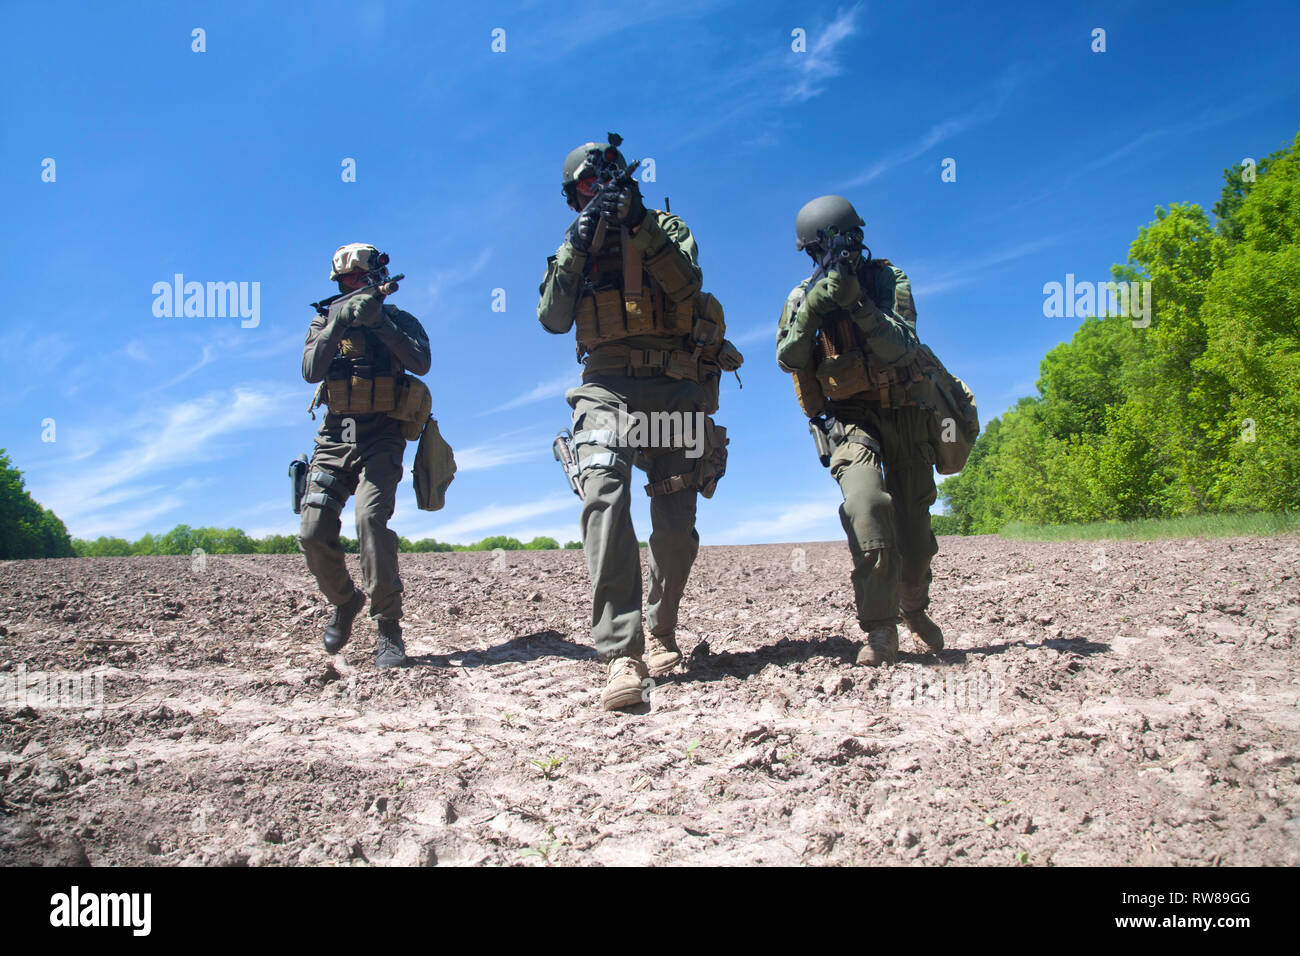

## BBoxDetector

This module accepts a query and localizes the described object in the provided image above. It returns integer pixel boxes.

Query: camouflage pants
[829,405,938,630]
[566,373,707,661]
[297,414,406,621]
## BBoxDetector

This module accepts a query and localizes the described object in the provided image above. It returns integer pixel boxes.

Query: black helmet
[795,195,865,251]
[562,139,627,209]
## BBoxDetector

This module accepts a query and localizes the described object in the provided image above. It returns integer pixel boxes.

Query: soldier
[298,243,432,668]
[538,138,740,711]
[776,196,944,667]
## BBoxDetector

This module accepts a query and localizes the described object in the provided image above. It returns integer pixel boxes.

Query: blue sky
[3,1,1298,545]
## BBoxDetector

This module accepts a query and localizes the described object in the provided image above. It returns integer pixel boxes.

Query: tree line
[940,130,1300,532]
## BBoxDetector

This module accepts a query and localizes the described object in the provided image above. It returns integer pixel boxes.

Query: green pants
[566,373,706,661]
[828,405,938,630]
[297,414,406,620]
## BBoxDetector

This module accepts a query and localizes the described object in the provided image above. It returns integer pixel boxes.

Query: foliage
[942,130,1300,533]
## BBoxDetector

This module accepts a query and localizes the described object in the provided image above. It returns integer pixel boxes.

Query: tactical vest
[309,307,432,440]
[573,220,730,391]
[789,260,979,474]
[323,327,404,414]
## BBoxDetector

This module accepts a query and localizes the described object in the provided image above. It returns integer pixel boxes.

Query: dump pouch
[413,418,457,511]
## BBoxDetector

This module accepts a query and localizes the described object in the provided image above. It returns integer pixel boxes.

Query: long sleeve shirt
[776,259,921,372]
[537,209,702,334]
[302,300,431,382]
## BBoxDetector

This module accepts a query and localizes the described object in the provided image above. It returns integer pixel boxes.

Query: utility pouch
[371,375,396,413]
[289,454,309,513]
[594,288,625,341]
[644,241,702,303]
[665,349,700,381]
[391,375,433,440]
[816,348,873,400]
[576,294,599,350]
[623,288,656,335]
[661,298,692,334]
[326,377,350,410]
[349,375,373,409]
[792,365,826,417]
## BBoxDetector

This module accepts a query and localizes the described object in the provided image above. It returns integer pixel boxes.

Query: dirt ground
[1,534,1297,866]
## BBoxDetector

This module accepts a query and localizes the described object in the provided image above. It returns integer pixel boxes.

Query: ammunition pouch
[792,365,827,417]
[643,238,702,303]
[816,347,874,400]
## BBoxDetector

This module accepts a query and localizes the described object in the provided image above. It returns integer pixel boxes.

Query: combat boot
[645,633,682,677]
[374,619,408,669]
[601,655,649,711]
[902,610,944,654]
[856,625,899,667]
[323,588,365,654]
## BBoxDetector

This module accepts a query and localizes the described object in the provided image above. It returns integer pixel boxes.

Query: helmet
[330,243,388,281]
[795,196,865,251]
[562,141,627,208]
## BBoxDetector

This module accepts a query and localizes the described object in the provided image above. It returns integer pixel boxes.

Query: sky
[3,1,1299,546]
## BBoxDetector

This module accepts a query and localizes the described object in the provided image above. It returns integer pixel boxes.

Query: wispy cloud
[909,234,1070,298]
[483,370,576,415]
[786,5,862,102]
[842,66,1028,188]
[39,383,303,534]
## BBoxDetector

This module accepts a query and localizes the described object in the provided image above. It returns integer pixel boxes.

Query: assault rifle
[586,132,642,253]
[310,255,405,317]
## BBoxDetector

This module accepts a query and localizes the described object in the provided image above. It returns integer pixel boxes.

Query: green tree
[0,450,74,559]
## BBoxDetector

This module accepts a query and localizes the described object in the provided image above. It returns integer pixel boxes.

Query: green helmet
[561,140,627,208]
[795,195,865,251]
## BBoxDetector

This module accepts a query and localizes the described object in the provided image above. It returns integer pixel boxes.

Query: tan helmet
[330,243,386,281]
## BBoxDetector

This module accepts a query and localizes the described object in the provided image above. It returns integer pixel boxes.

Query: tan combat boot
[645,633,682,677]
[901,610,944,654]
[856,625,899,667]
[601,655,649,711]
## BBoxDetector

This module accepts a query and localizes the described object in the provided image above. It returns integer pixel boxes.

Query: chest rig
[322,326,405,414]
[574,222,728,391]
[791,260,922,414]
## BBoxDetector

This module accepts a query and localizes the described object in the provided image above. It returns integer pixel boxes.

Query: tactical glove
[600,179,647,229]
[567,200,602,252]
[340,292,384,328]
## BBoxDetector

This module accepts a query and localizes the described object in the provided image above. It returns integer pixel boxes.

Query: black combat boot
[323,588,365,654]
[375,619,408,669]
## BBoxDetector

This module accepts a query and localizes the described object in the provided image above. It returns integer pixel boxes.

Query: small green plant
[685,740,701,765]
[521,826,565,864]
[1015,850,1029,865]
[501,712,518,727]
[531,754,566,779]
